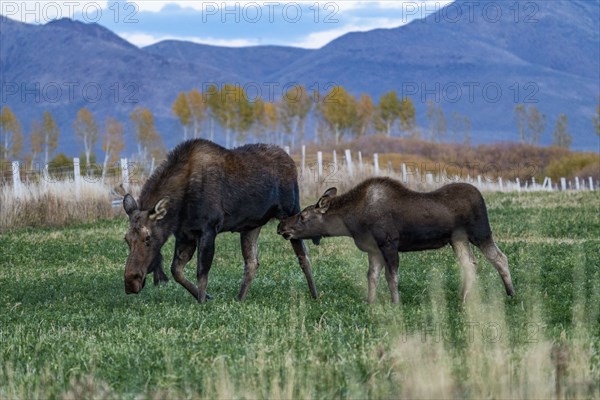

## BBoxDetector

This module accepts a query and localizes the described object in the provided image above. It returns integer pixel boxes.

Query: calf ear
[150,197,170,221]
[113,184,127,197]
[316,187,337,213]
[123,194,138,215]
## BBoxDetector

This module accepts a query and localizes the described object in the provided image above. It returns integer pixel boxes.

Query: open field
[1,191,599,399]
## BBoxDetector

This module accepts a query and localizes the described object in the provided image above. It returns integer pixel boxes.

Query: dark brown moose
[277,177,514,304]
[122,139,317,303]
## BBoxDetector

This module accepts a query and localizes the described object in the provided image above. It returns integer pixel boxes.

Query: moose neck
[322,199,352,237]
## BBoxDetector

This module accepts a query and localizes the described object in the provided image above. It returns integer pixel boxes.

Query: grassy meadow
[0,190,599,399]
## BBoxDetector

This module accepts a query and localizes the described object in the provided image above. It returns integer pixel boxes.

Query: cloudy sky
[1,1,454,48]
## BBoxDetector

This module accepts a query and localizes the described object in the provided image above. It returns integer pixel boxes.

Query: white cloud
[118,31,261,47]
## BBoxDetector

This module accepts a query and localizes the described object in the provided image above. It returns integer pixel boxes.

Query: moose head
[122,194,170,294]
[277,187,338,245]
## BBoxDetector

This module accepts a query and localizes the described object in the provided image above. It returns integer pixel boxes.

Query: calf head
[122,194,170,294]
[277,188,337,245]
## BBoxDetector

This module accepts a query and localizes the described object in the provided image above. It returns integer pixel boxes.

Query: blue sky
[1,1,453,48]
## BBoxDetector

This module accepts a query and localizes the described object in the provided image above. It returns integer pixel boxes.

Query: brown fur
[123,139,317,302]
[278,177,515,304]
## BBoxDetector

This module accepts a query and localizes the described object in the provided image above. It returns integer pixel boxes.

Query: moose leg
[367,251,385,304]
[238,227,262,301]
[479,239,515,296]
[196,229,217,303]
[451,237,477,302]
[290,239,318,299]
[171,238,199,299]
[379,244,400,304]
[148,253,169,286]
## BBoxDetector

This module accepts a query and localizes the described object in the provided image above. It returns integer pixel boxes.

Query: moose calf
[278,177,514,303]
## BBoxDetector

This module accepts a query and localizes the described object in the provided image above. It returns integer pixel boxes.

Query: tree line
[1,88,598,168]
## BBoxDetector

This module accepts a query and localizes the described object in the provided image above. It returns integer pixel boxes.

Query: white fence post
[358,151,363,169]
[426,173,434,185]
[516,177,521,192]
[284,146,290,155]
[301,145,306,177]
[121,158,129,191]
[345,149,353,177]
[575,177,580,190]
[42,163,50,188]
[332,150,337,173]
[373,153,379,176]
[532,177,537,190]
[73,157,81,199]
[560,177,567,191]
[12,161,22,198]
[317,151,323,179]
[477,175,482,188]
[402,163,407,183]
[498,177,504,192]
[589,177,594,191]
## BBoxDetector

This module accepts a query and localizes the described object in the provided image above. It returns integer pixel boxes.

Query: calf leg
[451,237,477,302]
[367,251,385,304]
[379,244,400,304]
[290,239,318,299]
[479,239,515,296]
[171,238,199,299]
[238,227,261,301]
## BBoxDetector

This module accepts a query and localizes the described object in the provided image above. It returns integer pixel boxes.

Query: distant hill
[0,0,598,157]
[144,41,312,83]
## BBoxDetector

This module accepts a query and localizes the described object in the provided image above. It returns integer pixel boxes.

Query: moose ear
[150,197,170,221]
[316,187,337,213]
[113,184,127,197]
[123,194,138,216]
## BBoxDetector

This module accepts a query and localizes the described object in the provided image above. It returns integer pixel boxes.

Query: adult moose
[278,177,514,304]
[122,139,318,303]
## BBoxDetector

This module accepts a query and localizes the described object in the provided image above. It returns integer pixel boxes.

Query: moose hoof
[197,293,214,303]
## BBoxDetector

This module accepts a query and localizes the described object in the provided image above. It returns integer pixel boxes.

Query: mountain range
[0,0,598,156]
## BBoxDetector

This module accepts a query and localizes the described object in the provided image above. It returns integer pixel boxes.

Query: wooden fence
[3,147,598,202]
[284,147,596,193]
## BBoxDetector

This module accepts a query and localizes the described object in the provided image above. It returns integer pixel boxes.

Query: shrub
[545,153,600,181]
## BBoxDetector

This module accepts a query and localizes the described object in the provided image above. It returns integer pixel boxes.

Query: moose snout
[277,222,293,240]
[124,276,146,294]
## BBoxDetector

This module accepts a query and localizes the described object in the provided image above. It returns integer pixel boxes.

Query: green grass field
[1,191,599,399]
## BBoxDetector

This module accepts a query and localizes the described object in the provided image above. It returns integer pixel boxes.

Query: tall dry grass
[0,181,123,232]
